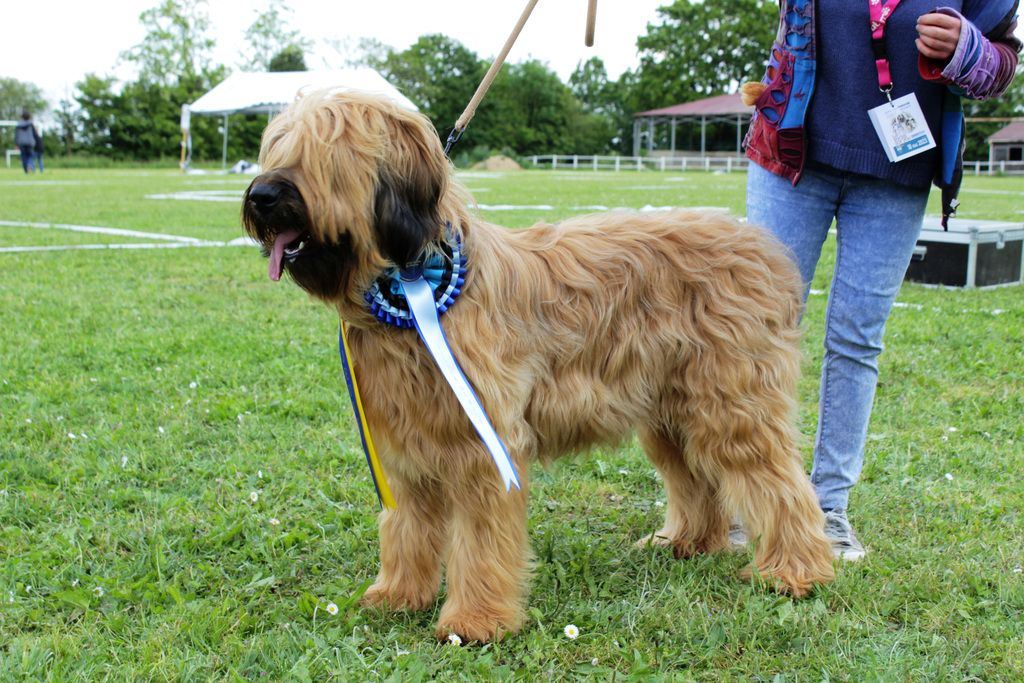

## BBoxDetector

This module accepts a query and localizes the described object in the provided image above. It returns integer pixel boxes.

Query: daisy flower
[326,602,339,616]
[564,624,580,639]
[269,517,280,526]
[250,491,259,503]
[447,633,463,646]
[93,586,104,598]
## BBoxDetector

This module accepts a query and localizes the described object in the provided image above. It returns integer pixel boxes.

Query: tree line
[2,0,1020,164]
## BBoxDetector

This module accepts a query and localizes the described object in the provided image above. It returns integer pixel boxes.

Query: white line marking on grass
[146,190,241,202]
[891,301,1009,316]
[958,188,1024,196]
[476,204,555,211]
[1,180,87,187]
[473,204,731,213]
[456,172,506,179]
[0,220,204,243]
[0,241,235,254]
[893,302,925,311]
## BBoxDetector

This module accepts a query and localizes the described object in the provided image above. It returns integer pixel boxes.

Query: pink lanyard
[869,0,903,96]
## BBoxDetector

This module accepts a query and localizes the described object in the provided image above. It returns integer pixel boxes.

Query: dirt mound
[471,155,522,171]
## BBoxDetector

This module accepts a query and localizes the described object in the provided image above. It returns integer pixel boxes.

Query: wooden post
[221,113,229,170]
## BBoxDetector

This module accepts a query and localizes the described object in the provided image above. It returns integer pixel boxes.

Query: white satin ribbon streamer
[399,274,521,491]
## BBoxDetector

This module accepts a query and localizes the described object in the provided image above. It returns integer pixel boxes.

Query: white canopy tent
[183,69,418,168]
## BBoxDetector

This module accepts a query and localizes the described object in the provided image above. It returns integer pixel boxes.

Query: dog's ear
[373,116,447,270]
[374,169,441,270]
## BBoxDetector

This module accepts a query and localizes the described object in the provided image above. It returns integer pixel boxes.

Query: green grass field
[1,166,1022,681]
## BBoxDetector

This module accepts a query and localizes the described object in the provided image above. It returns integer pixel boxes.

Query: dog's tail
[740,81,766,107]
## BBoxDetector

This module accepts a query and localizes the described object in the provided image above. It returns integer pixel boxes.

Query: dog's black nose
[248,183,280,212]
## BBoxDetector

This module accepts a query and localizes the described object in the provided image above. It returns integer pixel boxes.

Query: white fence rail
[529,154,1024,176]
[962,160,1024,176]
[530,154,751,173]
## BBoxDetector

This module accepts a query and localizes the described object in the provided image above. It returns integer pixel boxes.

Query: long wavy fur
[244,89,835,643]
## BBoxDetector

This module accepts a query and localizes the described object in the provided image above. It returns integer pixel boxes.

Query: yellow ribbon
[340,321,396,509]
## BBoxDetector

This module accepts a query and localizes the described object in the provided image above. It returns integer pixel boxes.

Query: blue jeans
[746,162,928,512]
[18,145,34,173]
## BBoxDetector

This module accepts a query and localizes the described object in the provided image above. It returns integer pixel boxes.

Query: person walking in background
[742,1,1020,560]
[14,111,37,174]
[32,124,44,173]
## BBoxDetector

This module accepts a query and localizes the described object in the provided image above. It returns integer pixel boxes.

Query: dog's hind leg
[712,451,835,597]
[362,476,448,612]
[682,354,835,597]
[435,458,531,643]
[636,427,728,557]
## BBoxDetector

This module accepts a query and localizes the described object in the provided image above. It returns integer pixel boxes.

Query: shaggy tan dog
[242,90,834,642]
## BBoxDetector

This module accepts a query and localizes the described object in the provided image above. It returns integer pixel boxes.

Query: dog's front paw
[635,529,675,549]
[435,612,515,644]
[435,599,525,644]
[636,529,727,559]
[360,581,435,612]
[738,559,833,598]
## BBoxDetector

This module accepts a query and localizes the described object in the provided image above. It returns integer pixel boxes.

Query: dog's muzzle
[247,182,282,213]
[243,179,314,281]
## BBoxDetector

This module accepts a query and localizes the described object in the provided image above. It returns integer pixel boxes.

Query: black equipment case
[905,217,1024,288]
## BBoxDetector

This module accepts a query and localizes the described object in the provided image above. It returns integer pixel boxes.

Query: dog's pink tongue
[268,229,303,281]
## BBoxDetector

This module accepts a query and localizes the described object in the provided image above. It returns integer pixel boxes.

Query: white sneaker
[730,511,866,561]
[729,523,748,549]
[823,509,866,561]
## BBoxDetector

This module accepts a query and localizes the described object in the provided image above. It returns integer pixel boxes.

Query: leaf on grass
[53,589,92,610]
[244,574,278,591]
[165,583,186,607]
[208,521,244,548]
[338,579,372,611]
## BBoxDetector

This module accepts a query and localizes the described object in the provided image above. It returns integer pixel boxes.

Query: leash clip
[443,127,465,158]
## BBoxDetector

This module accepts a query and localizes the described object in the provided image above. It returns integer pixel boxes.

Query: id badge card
[867,93,937,163]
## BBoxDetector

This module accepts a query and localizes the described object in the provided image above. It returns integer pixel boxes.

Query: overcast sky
[4,0,669,108]
[8,1,1023,117]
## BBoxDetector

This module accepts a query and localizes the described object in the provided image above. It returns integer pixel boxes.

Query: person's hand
[916,12,961,61]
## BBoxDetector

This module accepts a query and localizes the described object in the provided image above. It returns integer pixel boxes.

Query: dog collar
[341,225,520,509]
[364,228,465,328]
